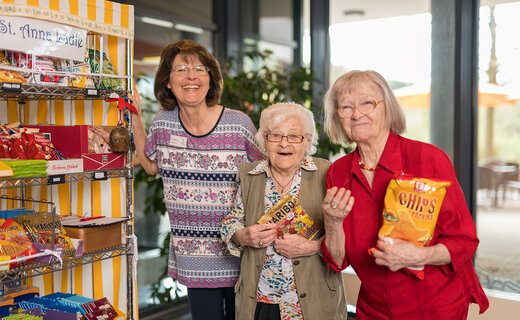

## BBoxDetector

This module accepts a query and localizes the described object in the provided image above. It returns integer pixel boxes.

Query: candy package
[377,174,451,279]
[88,127,111,153]
[258,194,320,240]
[0,218,37,268]
[88,49,123,90]
[0,51,27,83]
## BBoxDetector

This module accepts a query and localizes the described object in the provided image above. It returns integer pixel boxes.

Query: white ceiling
[330,0,518,25]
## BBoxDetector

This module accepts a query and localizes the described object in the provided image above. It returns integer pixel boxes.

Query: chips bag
[377,174,451,279]
[258,194,320,240]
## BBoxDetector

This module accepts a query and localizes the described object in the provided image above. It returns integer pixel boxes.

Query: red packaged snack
[21,132,53,160]
[8,137,27,159]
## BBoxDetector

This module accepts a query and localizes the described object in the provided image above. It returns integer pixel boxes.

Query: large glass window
[242,0,295,70]
[329,0,431,143]
[476,0,520,294]
[329,0,520,297]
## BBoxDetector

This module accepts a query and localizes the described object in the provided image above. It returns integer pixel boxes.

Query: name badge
[170,135,187,148]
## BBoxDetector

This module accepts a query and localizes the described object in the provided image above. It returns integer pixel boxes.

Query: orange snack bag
[378,174,451,279]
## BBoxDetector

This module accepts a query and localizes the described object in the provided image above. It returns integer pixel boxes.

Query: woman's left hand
[370,234,425,271]
[274,234,321,259]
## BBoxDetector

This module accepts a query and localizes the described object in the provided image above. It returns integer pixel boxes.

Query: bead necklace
[358,161,377,172]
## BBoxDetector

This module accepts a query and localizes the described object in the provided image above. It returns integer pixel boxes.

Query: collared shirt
[322,132,488,320]
[221,155,317,319]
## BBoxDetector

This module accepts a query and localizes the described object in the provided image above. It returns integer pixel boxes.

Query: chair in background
[502,162,520,201]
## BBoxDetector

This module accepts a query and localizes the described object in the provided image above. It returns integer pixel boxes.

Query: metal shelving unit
[0,245,131,285]
[0,40,135,320]
[0,82,129,101]
[0,168,131,189]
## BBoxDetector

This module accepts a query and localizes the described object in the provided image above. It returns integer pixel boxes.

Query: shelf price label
[0,15,87,61]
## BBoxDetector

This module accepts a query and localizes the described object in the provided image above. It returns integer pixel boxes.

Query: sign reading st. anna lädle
[0,15,87,61]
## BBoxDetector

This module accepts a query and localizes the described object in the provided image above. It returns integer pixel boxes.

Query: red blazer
[322,132,489,320]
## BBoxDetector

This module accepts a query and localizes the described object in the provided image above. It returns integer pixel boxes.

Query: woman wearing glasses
[221,103,346,320]
[320,70,488,319]
[129,39,263,320]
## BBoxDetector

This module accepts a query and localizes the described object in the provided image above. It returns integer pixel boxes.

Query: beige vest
[234,157,347,320]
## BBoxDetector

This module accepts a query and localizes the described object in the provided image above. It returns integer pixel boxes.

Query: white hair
[255,102,318,155]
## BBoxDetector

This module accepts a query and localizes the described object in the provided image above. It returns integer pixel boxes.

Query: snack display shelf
[0,168,131,189]
[0,82,128,101]
[0,244,130,285]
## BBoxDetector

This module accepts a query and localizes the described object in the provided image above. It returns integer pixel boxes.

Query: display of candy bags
[376,174,452,279]
[16,212,76,257]
[0,218,38,268]
[258,194,320,240]
[20,131,57,160]
[33,56,62,85]
[54,58,95,88]
[0,51,27,83]
[7,136,27,159]
[88,49,123,90]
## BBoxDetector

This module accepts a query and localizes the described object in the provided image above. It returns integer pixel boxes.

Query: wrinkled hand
[234,223,278,248]
[370,235,425,271]
[322,187,355,223]
[274,234,319,259]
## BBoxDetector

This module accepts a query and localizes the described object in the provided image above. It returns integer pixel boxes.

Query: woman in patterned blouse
[129,39,263,320]
[221,102,346,320]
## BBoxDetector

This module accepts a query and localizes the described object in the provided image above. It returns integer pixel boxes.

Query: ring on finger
[258,240,263,247]
[343,211,349,217]
[331,204,338,209]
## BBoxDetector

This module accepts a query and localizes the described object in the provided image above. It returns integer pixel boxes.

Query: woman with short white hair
[221,102,346,320]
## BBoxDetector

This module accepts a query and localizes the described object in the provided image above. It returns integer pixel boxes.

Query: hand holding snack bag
[374,173,451,279]
[258,194,320,240]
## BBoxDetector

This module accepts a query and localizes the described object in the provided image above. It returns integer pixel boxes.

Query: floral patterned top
[144,106,263,288]
[221,156,317,319]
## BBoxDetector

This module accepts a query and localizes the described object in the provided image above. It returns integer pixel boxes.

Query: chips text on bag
[378,174,451,279]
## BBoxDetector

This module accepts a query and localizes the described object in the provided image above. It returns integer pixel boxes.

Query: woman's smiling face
[167,55,210,108]
[265,117,310,174]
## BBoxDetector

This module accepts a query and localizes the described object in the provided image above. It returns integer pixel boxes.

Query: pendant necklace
[358,161,377,172]
[271,172,295,194]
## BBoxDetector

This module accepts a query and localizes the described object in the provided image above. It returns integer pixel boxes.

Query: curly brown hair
[153,39,223,110]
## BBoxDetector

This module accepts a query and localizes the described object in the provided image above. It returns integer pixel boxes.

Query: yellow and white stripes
[0,0,134,39]
[0,0,135,317]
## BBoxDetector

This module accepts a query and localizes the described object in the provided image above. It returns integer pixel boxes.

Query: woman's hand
[127,87,142,121]
[232,223,278,248]
[322,187,355,223]
[322,187,354,268]
[274,234,321,259]
[370,234,451,271]
[127,86,159,175]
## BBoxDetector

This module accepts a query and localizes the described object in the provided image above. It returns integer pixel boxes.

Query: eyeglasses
[265,133,305,144]
[171,65,209,76]
[336,100,383,118]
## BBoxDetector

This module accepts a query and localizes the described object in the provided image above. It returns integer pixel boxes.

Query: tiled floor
[475,192,520,292]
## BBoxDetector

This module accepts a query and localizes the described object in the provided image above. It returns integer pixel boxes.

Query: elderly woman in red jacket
[321,70,489,320]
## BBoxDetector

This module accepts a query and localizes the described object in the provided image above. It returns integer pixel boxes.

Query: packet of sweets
[0,218,38,268]
[376,174,451,279]
[258,194,320,240]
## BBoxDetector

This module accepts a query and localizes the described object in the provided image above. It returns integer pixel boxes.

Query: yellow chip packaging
[378,174,451,279]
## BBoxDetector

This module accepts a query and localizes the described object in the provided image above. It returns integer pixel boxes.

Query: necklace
[358,161,377,172]
[271,171,295,194]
